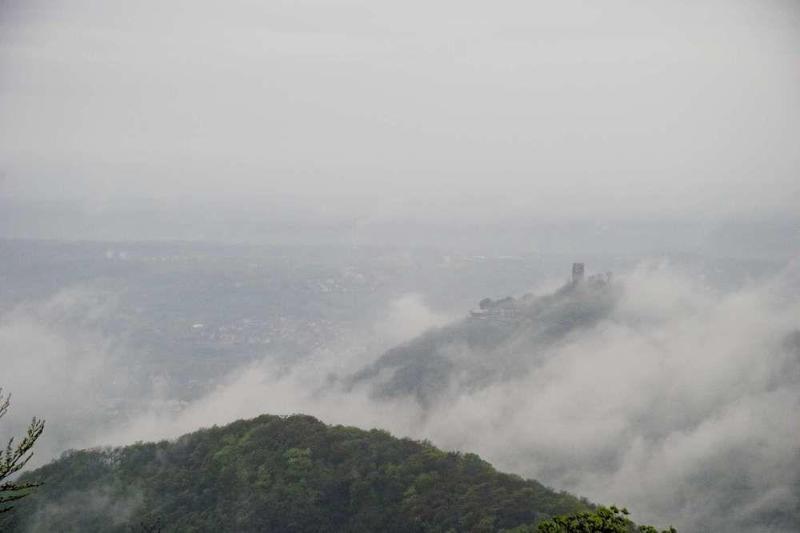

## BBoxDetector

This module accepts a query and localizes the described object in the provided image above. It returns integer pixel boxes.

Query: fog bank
[46,262,798,532]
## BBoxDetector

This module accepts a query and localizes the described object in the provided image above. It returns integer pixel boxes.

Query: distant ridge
[348,267,618,405]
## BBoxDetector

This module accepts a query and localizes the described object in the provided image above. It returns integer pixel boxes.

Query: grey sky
[1,0,799,243]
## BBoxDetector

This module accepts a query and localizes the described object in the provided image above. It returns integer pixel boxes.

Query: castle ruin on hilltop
[572,262,585,284]
[469,262,612,320]
[571,262,612,287]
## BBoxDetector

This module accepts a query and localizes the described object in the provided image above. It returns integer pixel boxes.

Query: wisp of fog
[2,262,798,531]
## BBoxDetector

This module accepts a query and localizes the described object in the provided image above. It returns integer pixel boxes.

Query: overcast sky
[1,0,799,245]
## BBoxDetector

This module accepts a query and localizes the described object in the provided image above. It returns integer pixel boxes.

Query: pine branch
[0,389,45,514]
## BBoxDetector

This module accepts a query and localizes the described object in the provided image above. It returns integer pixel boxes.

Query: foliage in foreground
[2,414,592,532]
[2,414,675,532]
[535,506,676,533]
[0,388,45,514]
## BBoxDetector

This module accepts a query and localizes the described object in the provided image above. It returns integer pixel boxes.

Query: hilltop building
[571,262,612,286]
[470,296,516,320]
[469,263,612,320]
[572,262,585,284]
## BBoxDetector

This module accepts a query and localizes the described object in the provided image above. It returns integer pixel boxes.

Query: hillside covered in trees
[2,414,594,532]
[347,274,618,405]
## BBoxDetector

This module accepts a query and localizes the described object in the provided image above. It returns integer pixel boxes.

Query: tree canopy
[1,413,676,532]
[535,506,676,533]
[2,414,591,532]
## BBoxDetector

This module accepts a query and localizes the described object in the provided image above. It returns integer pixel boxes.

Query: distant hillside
[2,414,590,532]
[348,276,618,405]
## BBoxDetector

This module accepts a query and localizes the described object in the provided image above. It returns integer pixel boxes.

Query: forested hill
[2,414,589,532]
[347,275,618,405]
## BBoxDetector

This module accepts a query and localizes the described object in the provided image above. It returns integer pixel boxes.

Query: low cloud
[0,286,133,462]
[371,293,452,346]
[25,485,143,533]
[2,264,799,531]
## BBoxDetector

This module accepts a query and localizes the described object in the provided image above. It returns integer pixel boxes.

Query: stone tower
[572,262,585,284]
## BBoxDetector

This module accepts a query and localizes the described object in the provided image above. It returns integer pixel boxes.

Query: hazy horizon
[2,0,799,251]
